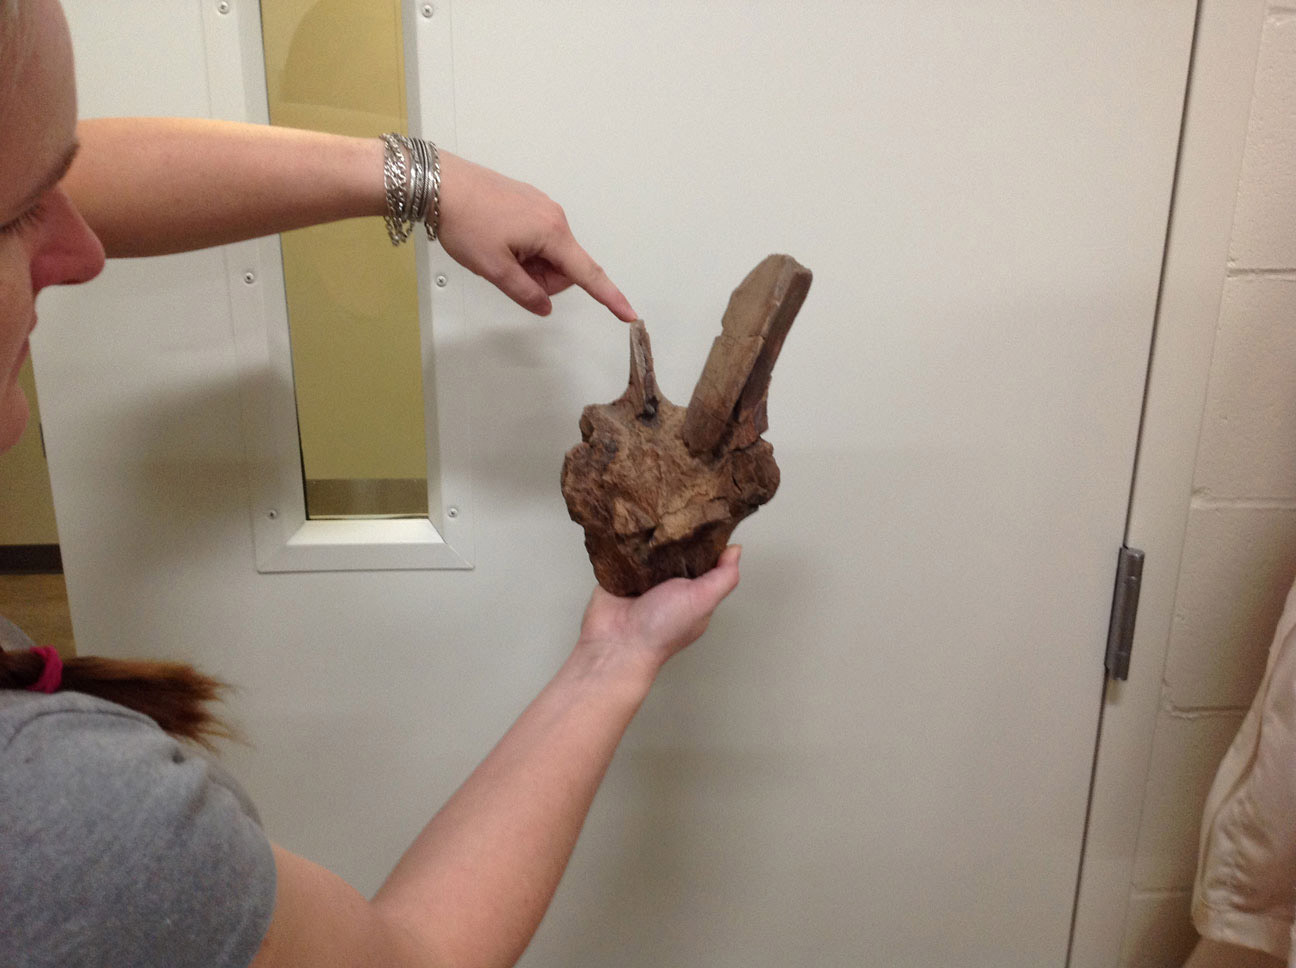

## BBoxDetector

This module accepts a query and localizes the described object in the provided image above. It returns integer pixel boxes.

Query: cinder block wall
[1120,6,1296,965]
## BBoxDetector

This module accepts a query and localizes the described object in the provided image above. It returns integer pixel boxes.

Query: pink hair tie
[27,646,64,694]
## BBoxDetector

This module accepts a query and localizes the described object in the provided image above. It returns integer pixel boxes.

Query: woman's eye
[0,200,47,237]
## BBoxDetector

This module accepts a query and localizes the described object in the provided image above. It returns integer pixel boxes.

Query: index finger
[546,236,638,322]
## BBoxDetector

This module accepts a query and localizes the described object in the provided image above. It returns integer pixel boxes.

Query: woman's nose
[30,188,106,293]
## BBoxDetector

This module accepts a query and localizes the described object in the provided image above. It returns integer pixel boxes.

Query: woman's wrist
[567,634,661,703]
[338,132,388,220]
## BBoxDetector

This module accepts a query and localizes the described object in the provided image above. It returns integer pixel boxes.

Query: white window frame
[201,0,472,572]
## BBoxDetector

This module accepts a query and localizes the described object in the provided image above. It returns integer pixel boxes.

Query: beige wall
[0,361,60,546]
[263,0,428,484]
[1119,5,1296,964]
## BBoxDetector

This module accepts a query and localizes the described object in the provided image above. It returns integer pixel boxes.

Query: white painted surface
[1131,711,1244,889]
[1120,890,1199,967]
[1073,1,1288,964]
[39,2,1196,964]
[1167,506,1296,708]
[1230,11,1296,270]
[1196,277,1296,501]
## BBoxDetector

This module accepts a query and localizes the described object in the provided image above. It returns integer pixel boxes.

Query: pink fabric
[27,646,63,694]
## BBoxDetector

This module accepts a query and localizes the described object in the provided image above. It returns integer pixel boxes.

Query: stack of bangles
[380,132,441,246]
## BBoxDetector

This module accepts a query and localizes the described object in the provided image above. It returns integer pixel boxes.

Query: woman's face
[0,0,103,452]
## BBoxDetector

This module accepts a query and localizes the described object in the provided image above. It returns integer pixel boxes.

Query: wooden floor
[0,573,76,657]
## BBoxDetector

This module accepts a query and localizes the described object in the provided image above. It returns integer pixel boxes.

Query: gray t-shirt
[0,621,276,967]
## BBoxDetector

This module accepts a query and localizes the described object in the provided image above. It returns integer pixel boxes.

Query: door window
[261,0,429,520]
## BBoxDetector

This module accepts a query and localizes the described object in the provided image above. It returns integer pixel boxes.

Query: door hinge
[1104,546,1145,681]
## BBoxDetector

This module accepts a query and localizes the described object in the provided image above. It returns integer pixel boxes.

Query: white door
[40,2,1196,965]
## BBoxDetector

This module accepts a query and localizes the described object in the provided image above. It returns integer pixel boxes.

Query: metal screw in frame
[446,506,460,519]
[266,509,278,520]
[243,271,256,285]
[435,274,448,288]
[421,4,435,18]
[217,1,230,14]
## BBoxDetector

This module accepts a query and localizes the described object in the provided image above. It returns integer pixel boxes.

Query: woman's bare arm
[64,117,635,319]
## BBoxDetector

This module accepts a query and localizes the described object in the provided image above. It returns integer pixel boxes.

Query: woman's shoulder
[0,688,176,831]
[0,686,265,826]
[0,688,277,967]
[0,686,157,746]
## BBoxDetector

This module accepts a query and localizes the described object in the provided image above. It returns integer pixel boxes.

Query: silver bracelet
[408,136,430,226]
[380,132,441,247]
[425,139,441,243]
[381,132,412,246]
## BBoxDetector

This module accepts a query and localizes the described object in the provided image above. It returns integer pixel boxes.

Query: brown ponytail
[0,650,234,749]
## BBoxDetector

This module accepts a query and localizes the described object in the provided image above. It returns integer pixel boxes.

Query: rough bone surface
[561,254,811,596]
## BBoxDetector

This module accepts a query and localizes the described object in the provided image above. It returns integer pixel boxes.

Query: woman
[0,1,741,965]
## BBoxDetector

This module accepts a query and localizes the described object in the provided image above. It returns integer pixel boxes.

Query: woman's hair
[0,0,234,750]
[0,650,234,749]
